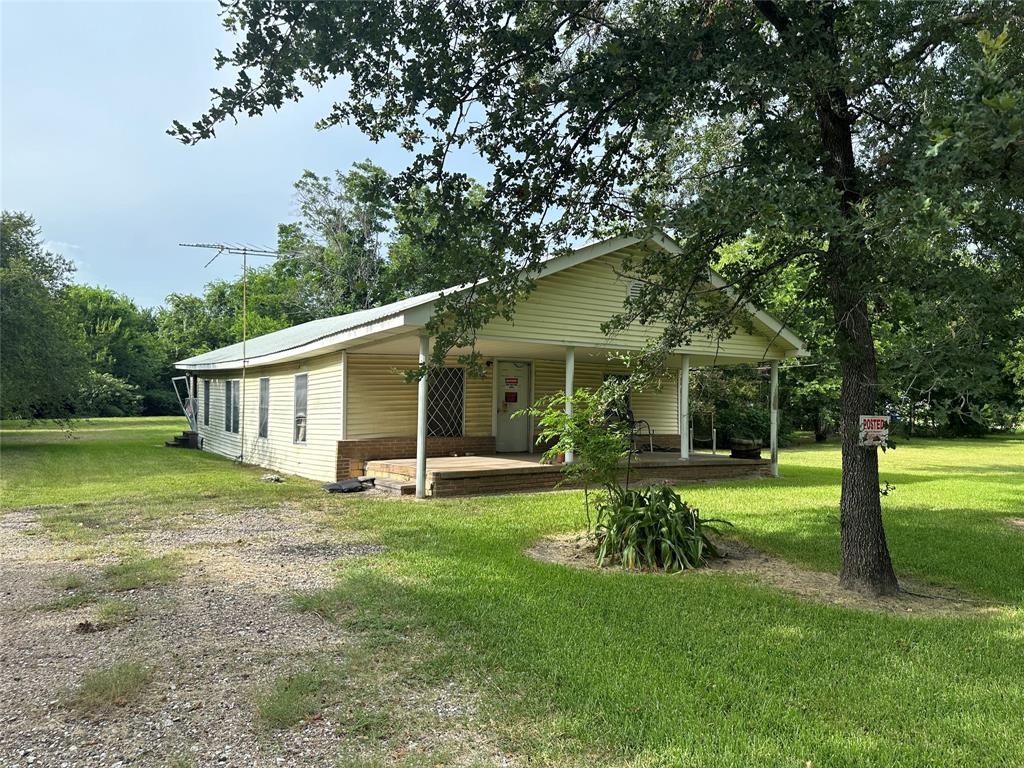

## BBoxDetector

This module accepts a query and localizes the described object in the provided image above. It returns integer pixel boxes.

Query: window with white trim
[203,380,210,426]
[293,373,308,443]
[258,377,270,439]
[426,367,465,437]
[224,380,240,433]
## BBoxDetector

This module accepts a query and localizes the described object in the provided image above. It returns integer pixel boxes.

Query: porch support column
[339,350,349,440]
[564,346,575,464]
[770,360,780,478]
[679,354,690,460]
[415,335,430,498]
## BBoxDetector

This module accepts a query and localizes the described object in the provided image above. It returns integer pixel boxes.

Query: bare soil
[1005,518,1024,531]
[527,532,1002,617]
[0,505,517,768]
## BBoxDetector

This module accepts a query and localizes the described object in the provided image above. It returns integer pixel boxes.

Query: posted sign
[858,415,889,447]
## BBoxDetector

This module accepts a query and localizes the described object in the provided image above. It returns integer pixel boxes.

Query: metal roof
[175,230,807,371]
[174,288,447,368]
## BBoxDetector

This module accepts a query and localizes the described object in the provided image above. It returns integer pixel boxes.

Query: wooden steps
[164,431,199,449]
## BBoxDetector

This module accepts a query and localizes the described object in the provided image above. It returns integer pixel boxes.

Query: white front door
[495,361,531,452]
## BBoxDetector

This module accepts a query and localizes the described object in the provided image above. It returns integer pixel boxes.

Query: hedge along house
[174,230,807,498]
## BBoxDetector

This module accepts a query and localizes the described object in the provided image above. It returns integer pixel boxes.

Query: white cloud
[42,239,81,254]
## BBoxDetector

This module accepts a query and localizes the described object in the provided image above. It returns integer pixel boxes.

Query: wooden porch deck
[365,452,771,497]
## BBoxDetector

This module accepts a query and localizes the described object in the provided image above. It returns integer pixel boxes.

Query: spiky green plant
[595,485,732,572]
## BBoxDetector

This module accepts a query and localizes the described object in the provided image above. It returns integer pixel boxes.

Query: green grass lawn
[2,418,1022,767]
[1,417,321,544]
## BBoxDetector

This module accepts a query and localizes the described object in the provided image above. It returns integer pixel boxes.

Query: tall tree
[63,286,176,415]
[276,162,394,315]
[0,212,88,420]
[173,2,1023,594]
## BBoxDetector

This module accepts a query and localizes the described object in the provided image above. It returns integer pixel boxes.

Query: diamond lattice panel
[427,367,465,437]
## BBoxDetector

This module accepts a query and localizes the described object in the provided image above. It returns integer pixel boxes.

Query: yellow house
[174,230,806,497]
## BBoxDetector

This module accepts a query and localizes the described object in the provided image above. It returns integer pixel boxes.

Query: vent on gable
[628,280,644,300]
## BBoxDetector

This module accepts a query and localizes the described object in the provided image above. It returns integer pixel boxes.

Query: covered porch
[330,329,787,497]
[396,336,783,498]
[365,450,772,497]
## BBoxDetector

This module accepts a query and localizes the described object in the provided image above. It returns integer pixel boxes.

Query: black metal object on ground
[323,478,375,493]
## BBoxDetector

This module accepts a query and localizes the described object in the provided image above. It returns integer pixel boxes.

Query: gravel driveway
[0,505,374,767]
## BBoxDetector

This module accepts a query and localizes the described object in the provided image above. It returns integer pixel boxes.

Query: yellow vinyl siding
[480,249,787,360]
[532,360,677,435]
[346,354,493,439]
[196,352,342,481]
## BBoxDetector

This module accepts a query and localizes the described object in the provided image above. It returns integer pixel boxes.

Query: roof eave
[174,314,413,371]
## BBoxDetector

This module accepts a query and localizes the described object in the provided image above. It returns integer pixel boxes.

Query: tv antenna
[178,242,285,463]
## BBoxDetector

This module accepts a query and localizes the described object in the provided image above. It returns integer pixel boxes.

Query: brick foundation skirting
[336,435,496,479]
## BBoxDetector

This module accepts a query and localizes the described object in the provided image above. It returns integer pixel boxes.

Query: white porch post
[770,360,780,478]
[339,350,349,440]
[679,354,690,460]
[415,335,430,498]
[564,346,575,464]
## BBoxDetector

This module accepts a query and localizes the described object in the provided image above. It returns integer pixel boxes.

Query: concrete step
[371,477,417,495]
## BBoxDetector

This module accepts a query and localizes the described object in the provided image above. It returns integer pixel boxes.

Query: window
[293,373,308,443]
[258,377,270,438]
[203,380,210,427]
[427,367,464,437]
[224,380,240,433]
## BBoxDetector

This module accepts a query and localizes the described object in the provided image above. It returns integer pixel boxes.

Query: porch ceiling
[343,329,777,367]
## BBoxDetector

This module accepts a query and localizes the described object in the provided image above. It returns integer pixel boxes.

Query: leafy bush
[713,401,770,446]
[595,485,732,572]
[76,370,142,417]
[524,380,632,526]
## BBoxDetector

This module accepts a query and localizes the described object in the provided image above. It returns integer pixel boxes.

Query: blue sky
[2,1,476,307]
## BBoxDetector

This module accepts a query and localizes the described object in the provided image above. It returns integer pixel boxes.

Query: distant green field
[2,418,1022,767]
[0,416,321,510]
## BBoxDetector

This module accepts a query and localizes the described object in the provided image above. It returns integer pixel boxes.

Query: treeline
[1,162,487,421]
[3,161,1022,433]
[697,242,1024,440]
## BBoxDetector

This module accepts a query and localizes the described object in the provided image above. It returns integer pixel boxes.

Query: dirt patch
[0,505,512,767]
[527,532,1003,617]
[1005,518,1024,531]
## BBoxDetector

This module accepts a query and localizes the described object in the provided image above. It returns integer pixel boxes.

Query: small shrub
[524,380,632,526]
[255,668,335,730]
[595,485,732,572]
[103,553,182,591]
[67,662,152,712]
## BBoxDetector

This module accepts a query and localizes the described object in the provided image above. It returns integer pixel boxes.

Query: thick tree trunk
[755,0,900,595]
[814,410,828,442]
[829,275,899,595]
[813,41,899,596]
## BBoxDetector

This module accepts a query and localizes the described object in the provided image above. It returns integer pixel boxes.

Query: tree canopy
[1,212,88,420]
[173,1,1023,594]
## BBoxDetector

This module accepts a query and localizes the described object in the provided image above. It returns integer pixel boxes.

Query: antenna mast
[179,242,283,465]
